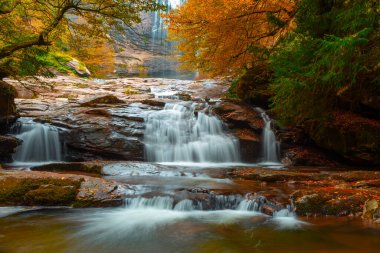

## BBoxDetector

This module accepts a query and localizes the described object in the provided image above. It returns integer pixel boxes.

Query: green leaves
[270,0,379,125]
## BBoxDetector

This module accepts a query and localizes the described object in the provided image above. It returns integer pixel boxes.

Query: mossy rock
[25,184,77,206]
[0,176,82,205]
[293,189,376,217]
[31,162,103,175]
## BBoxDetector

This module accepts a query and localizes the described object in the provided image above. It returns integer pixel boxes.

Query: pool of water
[0,208,379,253]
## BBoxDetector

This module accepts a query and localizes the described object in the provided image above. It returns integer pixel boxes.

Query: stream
[0,79,379,253]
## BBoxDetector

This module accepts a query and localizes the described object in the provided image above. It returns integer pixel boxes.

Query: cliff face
[112,3,191,79]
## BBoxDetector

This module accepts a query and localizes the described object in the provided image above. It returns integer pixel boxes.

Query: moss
[124,86,141,95]
[226,77,240,99]
[25,185,77,206]
[36,51,74,74]
[0,177,82,205]
[294,194,326,216]
[31,162,103,175]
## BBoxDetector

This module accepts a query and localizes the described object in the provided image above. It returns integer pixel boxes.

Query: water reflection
[1,208,379,253]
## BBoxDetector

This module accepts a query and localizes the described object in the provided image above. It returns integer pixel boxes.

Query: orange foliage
[71,39,115,78]
[165,0,296,77]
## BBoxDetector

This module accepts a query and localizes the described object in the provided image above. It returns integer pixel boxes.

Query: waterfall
[124,195,264,211]
[11,118,63,163]
[144,103,241,163]
[151,0,184,49]
[256,108,281,164]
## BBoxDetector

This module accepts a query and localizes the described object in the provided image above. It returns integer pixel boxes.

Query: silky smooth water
[0,208,379,253]
[144,103,240,163]
[151,0,184,46]
[256,108,281,164]
[10,118,63,163]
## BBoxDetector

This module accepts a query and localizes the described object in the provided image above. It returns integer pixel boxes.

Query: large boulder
[67,127,144,161]
[65,59,91,77]
[0,170,126,207]
[213,100,263,162]
[304,111,380,165]
[4,78,53,99]
[0,135,21,161]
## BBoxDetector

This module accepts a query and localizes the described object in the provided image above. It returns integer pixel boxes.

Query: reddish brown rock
[80,95,125,107]
[213,101,264,162]
[0,170,125,207]
[304,111,380,165]
[282,147,339,167]
[83,109,111,117]
[214,100,264,130]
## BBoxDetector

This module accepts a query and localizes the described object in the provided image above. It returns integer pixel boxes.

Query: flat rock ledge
[0,170,126,207]
[231,167,380,225]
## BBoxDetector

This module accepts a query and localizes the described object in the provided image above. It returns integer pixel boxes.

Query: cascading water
[10,118,63,163]
[124,195,264,212]
[151,0,184,48]
[256,108,281,164]
[144,103,240,163]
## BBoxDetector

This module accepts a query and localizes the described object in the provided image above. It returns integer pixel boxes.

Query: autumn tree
[0,0,163,123]
[165,0,296,77]
[0,0,163,77]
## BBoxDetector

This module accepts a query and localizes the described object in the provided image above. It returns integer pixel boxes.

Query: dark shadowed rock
[0,80,17,125]
[281,147,339,167]
[0,135,21,161]
[31,162,105,175]
[67,127,144,161]
[304,111,380,165]
[141,99,166,107]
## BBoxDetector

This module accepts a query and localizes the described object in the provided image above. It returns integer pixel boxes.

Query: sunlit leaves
[165,0,296,77]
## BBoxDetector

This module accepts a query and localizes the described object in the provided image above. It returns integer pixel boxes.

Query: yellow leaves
[165,0,296,77]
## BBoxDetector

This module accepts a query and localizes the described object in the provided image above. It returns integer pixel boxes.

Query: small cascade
[10,118,63,163]
[124,195,265,212]
[144,103,241,163]
[256,108,281,164]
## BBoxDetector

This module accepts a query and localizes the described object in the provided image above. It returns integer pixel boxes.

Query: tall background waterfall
[144,103,240,163]
[10,118,63,163]
[151,0,184,49]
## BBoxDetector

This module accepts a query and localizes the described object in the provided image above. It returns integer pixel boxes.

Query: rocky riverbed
[0,76,379,225]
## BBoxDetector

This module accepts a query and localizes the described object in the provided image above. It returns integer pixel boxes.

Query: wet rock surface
[9,76,229,161]
[30,162,106,175]
[0,170,125,207]
[2,75,379,226]
[231,167,380,221]
[213,100,263,162]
